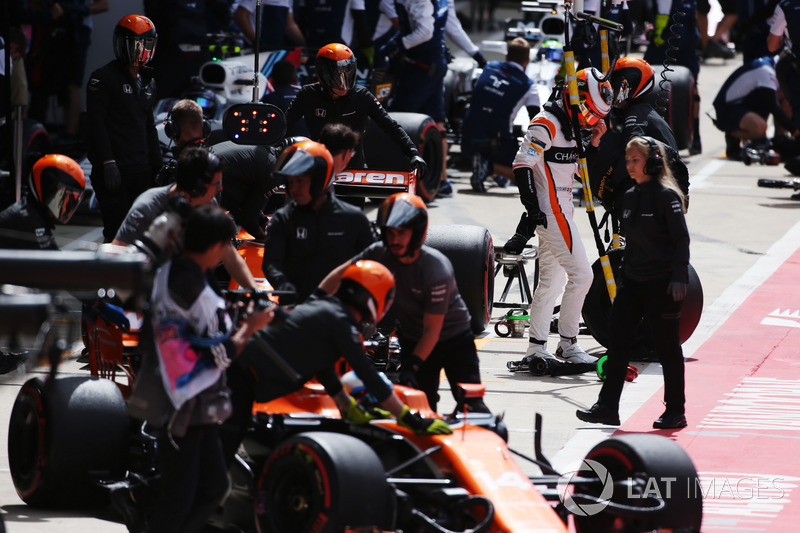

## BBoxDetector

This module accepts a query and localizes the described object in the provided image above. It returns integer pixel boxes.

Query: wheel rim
[258,451,327,532]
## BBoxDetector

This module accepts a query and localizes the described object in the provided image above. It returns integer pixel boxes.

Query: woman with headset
[577,136,690,430]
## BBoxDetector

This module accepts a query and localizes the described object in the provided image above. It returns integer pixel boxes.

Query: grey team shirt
[355,242,471,341]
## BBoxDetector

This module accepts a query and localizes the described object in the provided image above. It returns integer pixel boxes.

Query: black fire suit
[285,83,419,168]
[86,59,162,242]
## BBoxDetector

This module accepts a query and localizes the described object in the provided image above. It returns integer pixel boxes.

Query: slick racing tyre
[365,112,443,203]
[256,432,395,533]
[646,65,694,151]
[8,376,129,508]
[426,224,494,333]
[581,248,703,351]
[572,433,702,532]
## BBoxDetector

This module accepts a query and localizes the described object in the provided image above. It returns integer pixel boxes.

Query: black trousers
[148,424,229,533]
[91,164,153,242]
[399,329,485,413]
[598,277,685,414]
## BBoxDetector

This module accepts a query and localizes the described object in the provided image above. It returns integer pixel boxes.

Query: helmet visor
[47,185,84,224]
[578,98,605,126]
[382,198,422,229]
[126,35,157,66]
[319,60,355,92]
[274,149,316,182]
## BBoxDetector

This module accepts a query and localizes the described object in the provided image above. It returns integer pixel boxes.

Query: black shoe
[576,403,620,426]
[503,232,529,254]
[109,482,147,533]
[470,173,486,193]
[725,133,741,161]
[653,411,687,429]
[689,138,702,156]
[705,39,736,59]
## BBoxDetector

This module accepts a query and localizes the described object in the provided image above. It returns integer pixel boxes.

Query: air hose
[655,10,685,119]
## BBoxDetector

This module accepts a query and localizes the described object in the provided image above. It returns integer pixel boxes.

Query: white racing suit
[512,107,593,342]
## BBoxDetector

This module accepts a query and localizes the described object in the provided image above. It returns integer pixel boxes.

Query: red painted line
[617,248,800,531]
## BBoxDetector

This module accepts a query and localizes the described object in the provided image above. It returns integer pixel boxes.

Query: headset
[641,136,664,177]
[188,151,222,198]
[164,111,212,142]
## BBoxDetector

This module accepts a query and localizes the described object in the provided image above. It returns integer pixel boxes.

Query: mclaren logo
[335,171,408,185]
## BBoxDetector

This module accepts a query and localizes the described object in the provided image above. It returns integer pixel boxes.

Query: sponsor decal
[334,171,408,185]
[122,84,133,94]
[315,108,327,118]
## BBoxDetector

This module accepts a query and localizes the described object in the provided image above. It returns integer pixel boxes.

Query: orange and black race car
[2,251,701,533]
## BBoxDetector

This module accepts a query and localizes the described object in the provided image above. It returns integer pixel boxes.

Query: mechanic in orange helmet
[321,193,491,415]
[0,154,85,250]
[85,14,162,243]
[284,43,427,186]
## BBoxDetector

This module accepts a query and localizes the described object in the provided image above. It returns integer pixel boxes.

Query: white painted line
[689,159,726,190]
[552,219,800,472]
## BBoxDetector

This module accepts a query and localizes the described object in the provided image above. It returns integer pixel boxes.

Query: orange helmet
[377,193,428,254]
[337,260,396,324]
[30,154,85,224]
[564,67,613,127]
[610,57,655,106]
[274,140,334,198]
[114,14,157,67]
[315,43,357,94]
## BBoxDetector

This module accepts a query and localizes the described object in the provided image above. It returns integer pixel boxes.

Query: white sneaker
[523,342,555,361]
[555,338,597,364]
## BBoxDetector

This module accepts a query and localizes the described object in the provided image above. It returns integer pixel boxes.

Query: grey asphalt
[2,5,793,533]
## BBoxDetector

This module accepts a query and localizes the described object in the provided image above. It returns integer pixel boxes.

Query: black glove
[528,209,547,229]
[409,155,427,180]
[398,405,453,435]
[472,51,487,68]
[378,33,404,62]
[104,161,122,192]
[398,354,423,390]
[274,281,298,305]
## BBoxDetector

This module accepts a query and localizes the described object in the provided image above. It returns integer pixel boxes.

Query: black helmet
[30,154,86,224]
[377,193,428,254]
[315,43,357,94]
[274,140,334,198]
[336,260,396,324]
[113,14,157,67]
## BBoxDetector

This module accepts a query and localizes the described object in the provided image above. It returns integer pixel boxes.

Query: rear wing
[333,169,418,199]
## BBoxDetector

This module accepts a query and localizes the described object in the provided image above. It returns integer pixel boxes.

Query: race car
[3,249,702,533]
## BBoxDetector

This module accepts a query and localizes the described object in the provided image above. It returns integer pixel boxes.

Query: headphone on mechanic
[164,111,212,142]
[640,136,664,177]
[187,151,222,198]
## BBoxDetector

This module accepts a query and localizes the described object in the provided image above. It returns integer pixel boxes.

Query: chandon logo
[556,459,614,516]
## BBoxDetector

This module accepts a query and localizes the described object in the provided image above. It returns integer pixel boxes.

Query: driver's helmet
[273,140,334,198]
[182,81,219,119]
[610,57,655,106]
[537,39,564,62]
[30,154,86,224]
[315,43,357,94]
[336,260,396,324]
[377,192,428,254]
[563,67,613,127]
[113,14,157,67]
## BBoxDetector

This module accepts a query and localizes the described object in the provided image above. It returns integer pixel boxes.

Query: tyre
[647,65,693,151]
[573,433,702,532]
[426,224,495,333]
[365,112,443,203]
[255,432,395,533]
[8,376,129,508]
[581,248,703,350]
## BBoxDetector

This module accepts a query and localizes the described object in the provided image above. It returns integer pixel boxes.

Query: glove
[528,209,547,229]
[275,281,298,305]
[409,155,427,180]
[398,405,453,435]
[398,354,423,390]
[343,396,391,424]
[472,51,487,68]
[667,281,688,302]
[378,33,404,62]
[362,45,375,68]
[103,161,122,192]
[653,13,669,47]
[210,343,231,370]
